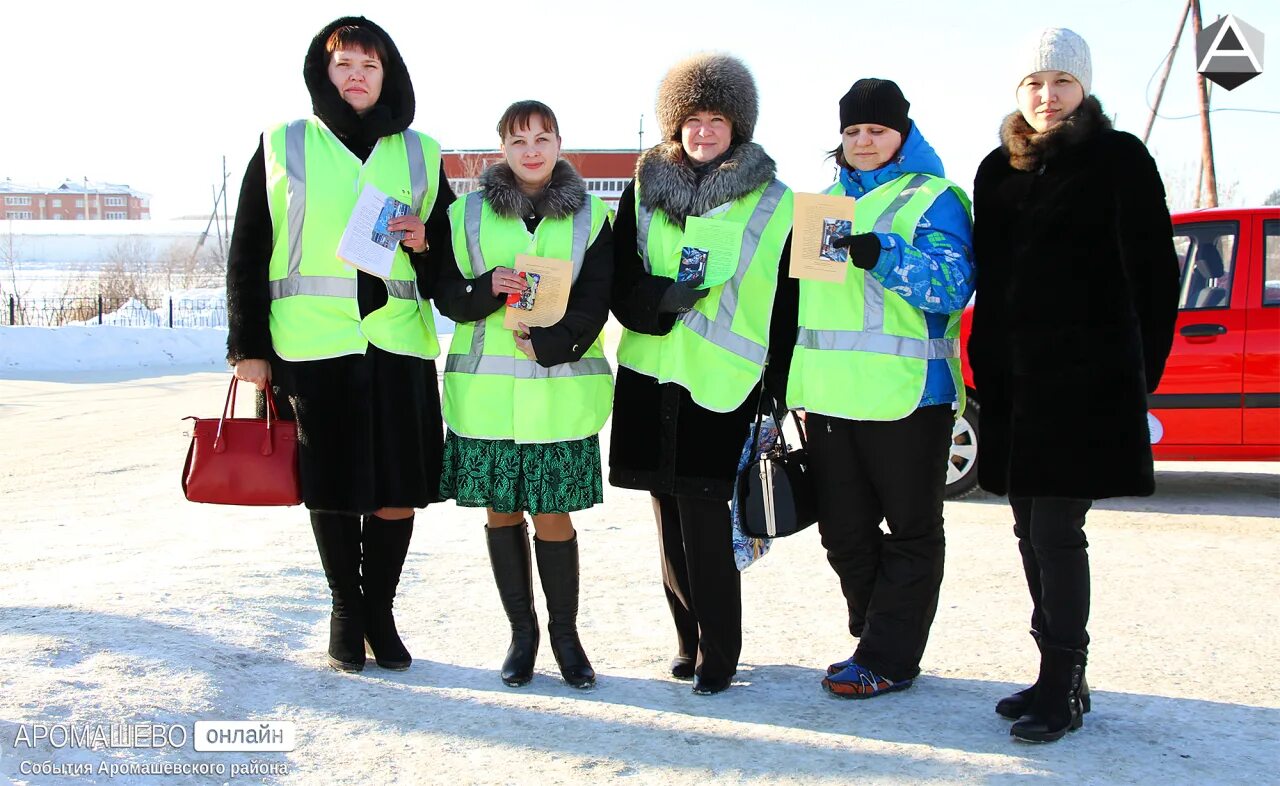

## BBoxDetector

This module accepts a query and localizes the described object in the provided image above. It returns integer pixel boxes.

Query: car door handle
[1180,323,1227,342]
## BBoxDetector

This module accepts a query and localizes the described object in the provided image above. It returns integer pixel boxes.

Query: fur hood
[636,141,776,226]
[303,16,415,146]
[656,53,759,144]
[999,96,1112,172]
[479,160,587,220]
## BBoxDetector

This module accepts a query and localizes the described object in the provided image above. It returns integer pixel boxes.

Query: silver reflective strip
[716,179,787,321]
[404,133,428,215]
[386,280,416,300]
[865,174,930,333]
[285,120,308,278]
[682,309,767,365]
[270,276,358,299]
[796,327,958,360]
[569,200,593,283]
[445,354,612,379]
[636,202,654,273]
[701,201,734,219]
[464,191,488,357]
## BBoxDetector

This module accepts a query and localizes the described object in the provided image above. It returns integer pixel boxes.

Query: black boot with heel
[486,523,539,687]
[310,511,365,672]
[535,535,596,689]
[1010,645,1088,743]
[996,631,1091,719]
[361,513,414,670]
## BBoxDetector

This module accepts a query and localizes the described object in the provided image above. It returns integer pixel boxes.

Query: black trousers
[809,405,952,681]
[1009,496,1092,650]
[652,493,741,680]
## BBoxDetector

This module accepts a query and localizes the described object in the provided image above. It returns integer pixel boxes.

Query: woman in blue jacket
[788,79,974,698]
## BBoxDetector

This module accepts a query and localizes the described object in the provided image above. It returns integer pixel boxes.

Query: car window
[1174,221,1238,310]
[1265,220,1280,307]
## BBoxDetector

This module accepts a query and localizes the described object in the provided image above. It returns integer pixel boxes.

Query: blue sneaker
[827,653,857,676]
[823,663,913,699]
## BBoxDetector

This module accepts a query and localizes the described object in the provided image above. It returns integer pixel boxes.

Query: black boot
[310,511,365,672]
[361,514,414,671]
[1010,645,1087,742]
[486,523,539,687]
[534,535,596,689]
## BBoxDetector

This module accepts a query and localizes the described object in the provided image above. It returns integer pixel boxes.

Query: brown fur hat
[656,53,759,144]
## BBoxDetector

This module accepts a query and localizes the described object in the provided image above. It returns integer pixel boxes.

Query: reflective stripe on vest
[442,190,613,443]
[618,178,792,411]
[787,174,970,420]
[636,179,787,366]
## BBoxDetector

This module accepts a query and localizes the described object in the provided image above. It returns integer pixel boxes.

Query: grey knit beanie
[1016,27,1092,95]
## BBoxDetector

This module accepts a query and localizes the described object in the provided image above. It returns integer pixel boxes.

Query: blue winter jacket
[834,121,975,408]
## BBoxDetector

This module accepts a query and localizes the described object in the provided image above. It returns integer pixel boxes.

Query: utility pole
[1142,0,1193,145]
[1191,0,1219,207]
[221,156,230,247]
[638,115,644,152]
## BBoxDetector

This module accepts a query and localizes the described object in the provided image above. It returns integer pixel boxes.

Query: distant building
[442,150,638,210]
[1,178,151,221]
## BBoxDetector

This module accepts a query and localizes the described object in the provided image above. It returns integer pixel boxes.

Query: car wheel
[945,397,980,500]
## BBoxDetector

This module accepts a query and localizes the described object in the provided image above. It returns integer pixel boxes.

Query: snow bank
[0,325,228,373]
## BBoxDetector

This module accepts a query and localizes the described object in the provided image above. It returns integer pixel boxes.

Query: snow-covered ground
[1,332,1278,785]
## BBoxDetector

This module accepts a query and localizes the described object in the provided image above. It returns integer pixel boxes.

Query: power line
[1144,46,1278,120]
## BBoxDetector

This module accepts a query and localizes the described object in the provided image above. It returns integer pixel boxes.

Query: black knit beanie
[838,78,911,136]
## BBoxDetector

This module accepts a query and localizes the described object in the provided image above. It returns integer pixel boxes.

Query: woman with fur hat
[609,53,797,696]
[787,78,974,701]
[226,17,455,673]
[970,28,1179,741]
[434,100,614,690]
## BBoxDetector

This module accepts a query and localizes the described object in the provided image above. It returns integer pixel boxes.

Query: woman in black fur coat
[225,17,455,674]
[969,27,1180,742]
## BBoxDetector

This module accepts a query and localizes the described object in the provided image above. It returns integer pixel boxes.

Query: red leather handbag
[182,375,301,506]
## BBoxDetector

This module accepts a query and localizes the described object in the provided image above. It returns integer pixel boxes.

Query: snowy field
[1,326,1278,785]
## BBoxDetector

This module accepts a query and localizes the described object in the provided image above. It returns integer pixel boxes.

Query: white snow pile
[0,325,228,373]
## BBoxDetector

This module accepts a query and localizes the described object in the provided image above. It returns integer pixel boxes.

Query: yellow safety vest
[442,190,613,444]
[787,175,971,421]
[616,179,793,412]
[263,117,442,361]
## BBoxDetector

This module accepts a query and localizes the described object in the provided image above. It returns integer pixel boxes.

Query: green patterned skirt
[439,431,604,515]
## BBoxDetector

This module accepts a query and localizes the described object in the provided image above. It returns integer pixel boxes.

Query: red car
[947,205,1280,498]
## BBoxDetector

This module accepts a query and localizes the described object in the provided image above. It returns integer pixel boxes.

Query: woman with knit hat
[609,53,797,696]
[226,17,453,673]
[787,79,974,700]
[970,28,1179,741]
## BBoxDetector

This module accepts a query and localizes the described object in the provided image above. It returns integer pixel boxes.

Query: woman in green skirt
[435,100,614,689]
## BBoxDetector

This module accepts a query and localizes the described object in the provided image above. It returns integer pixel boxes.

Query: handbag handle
[214,375,280,453]
[748,366,807,459]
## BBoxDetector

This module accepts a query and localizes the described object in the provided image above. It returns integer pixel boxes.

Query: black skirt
[261,345,443,513]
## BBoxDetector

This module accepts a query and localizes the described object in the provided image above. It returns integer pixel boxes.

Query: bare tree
[1266,189,1280,207]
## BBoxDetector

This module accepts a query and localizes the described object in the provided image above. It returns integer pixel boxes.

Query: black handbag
[735,383,818,538]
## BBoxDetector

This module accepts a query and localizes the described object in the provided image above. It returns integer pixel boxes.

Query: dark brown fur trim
[479,160,587,219]
[999,96,1112,172]
[635,141,776,226]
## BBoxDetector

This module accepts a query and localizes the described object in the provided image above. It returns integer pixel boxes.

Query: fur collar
[636,141,777,225]
[1000,96,1112,172]
[479,160,587,220]
[303,17,415,148]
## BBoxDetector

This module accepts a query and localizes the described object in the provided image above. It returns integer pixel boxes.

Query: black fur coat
[224,16,453,512]
[609,143,796,501]
[969,97,1180,499]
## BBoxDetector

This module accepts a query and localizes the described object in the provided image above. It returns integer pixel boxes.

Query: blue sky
[4,0,1277,216]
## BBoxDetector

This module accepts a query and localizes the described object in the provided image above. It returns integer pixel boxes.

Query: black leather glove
[658,281,710,314]
[831,232,884,270]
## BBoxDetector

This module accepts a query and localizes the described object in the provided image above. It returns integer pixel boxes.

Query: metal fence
[5,295,228,328]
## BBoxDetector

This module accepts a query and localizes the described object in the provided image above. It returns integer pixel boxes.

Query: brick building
[1,178,151,221]
[443,150,638,210]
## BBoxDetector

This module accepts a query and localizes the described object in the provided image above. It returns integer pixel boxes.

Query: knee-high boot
[310,511,365,672]
[361,513,414,670]
[486,523,539,687]
[1010,645,1087,742]
[534,535,595,689]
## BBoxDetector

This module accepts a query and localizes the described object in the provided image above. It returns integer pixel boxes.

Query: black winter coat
[225,16,451,513]
[969,97,1180,500]
[608,142,796,502]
